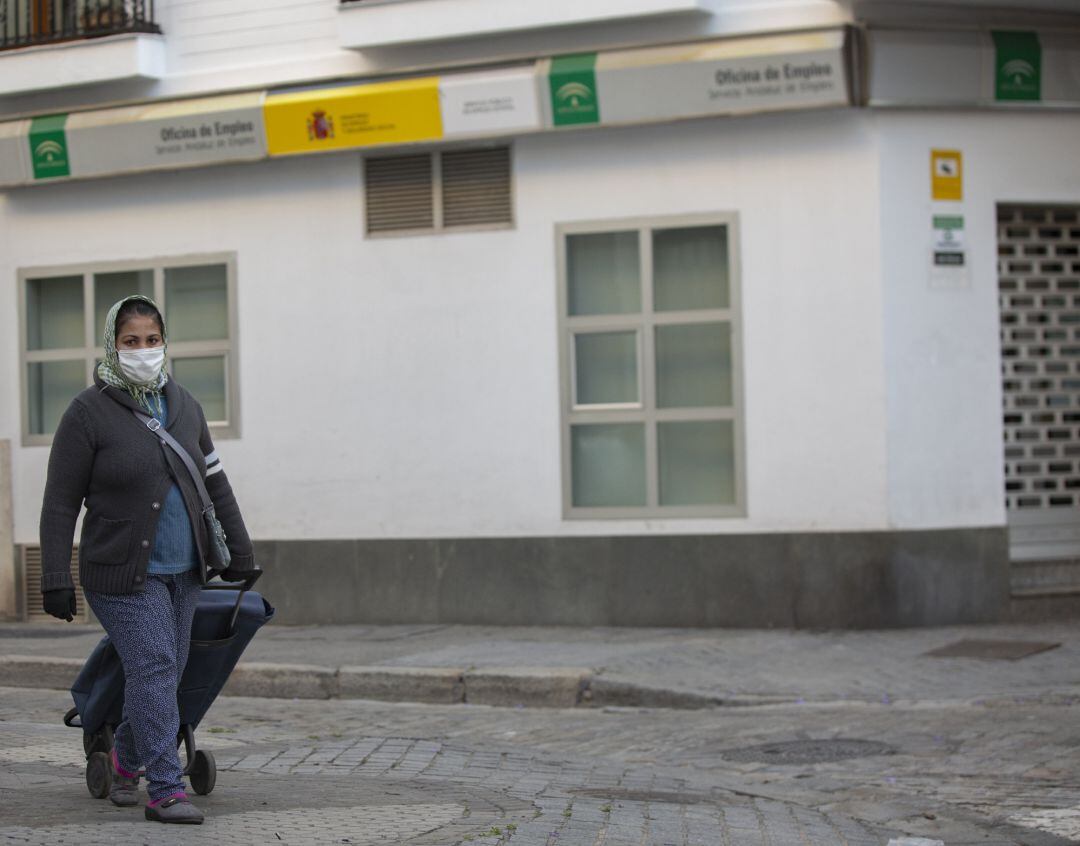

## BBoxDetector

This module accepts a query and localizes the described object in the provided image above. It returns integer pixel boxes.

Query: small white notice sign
[930,213,969,289]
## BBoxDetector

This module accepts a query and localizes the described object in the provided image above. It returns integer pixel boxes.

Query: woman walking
[39,295,255,824]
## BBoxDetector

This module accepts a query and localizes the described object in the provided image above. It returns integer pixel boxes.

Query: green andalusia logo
[29,114,70,179]
[555,81,595,111]
[993,31,1041,102]
[1001,59,1036,85]
[549,54,599,126]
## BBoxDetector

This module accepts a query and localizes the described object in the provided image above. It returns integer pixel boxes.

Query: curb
[0,656,83,691]
[0,654,725,710]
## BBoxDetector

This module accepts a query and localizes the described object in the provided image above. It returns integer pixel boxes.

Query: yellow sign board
[264,77,443,156]
[930,149,963,201]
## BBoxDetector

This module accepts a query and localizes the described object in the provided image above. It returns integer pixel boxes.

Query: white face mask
[117,347,165,386]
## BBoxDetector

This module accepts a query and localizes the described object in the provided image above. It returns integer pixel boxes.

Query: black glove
[43,589,77,622]
[218,566,251,584]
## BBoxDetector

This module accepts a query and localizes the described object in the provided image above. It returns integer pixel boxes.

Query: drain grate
[721,739,895,765]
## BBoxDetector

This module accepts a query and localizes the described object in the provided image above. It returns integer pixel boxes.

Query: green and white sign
[29,114,70,180]
[548,54,600,126]
[933,214,965,252]
[993,30,1041,101]
[931,213,969,289]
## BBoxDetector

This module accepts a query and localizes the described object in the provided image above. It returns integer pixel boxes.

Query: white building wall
[878,110,1080,529]
[3,107,889,544]
[0,0,850,116]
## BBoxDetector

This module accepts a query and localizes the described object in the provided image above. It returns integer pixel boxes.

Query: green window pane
[173,356,227,422]
[94,270,153,344]
[165,265,228,342]
[28,360,86,435]
[571,423,646,507]
[656,322,732,408]
[26,276,84,350]
[653,225,730,311]
[567,231,640,316]
[574,331,638,406]
[658,420,736,506]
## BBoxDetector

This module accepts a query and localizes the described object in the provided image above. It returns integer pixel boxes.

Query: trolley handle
[202,567,262,638]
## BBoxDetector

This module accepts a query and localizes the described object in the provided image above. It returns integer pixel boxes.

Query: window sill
[338,0,709,50]
[0,33,166,97]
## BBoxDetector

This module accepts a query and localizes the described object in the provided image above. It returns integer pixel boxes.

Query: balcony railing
[0,0,159,51]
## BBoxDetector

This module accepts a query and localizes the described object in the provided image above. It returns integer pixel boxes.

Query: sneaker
[145,792,204,824]
[108,748,140,807]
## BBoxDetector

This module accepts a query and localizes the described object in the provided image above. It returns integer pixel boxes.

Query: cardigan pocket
[83,516,133,565]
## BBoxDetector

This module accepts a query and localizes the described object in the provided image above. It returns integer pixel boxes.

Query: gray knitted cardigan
[39,373,254,595]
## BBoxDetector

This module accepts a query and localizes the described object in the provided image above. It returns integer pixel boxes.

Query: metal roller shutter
[998,204,1080,573]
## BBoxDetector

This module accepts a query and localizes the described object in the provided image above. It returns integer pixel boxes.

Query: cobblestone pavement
[3,686,1077,845]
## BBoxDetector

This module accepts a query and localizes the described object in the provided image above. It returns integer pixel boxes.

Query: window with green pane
[574,331,639,406]
[567,231,641,316]
[173,357,228,422]
[22,256,239,444]
[653,225,729,311]
[560,216,742,516]
[655,322,733,408]
[658,420,736,506]
[27,276,84,351]
[27,361,86,436]
[571,423,646,507]
[165,265,228,341]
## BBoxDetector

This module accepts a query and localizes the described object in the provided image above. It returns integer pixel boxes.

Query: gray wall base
[253,527,1010,629]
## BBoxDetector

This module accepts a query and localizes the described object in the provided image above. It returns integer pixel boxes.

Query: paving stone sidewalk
[2,618,1078,705]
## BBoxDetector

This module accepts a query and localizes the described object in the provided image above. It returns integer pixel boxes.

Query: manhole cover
[721,739,895,765]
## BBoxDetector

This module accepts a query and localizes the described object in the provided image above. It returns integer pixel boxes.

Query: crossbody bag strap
[132,409,214,513]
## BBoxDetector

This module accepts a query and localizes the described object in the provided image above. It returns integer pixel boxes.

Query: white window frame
[556,213,746,519]
[18,252,241,447]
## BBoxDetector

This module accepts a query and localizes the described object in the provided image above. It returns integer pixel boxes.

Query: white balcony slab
[0,34,166,97]
[338,0,710,49]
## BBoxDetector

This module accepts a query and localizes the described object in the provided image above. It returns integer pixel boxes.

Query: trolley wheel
[189,749,216,796]
[83,730,110,758]
[86,751,112,799]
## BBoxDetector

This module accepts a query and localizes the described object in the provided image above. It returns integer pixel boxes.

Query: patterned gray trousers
[84,571,202,801]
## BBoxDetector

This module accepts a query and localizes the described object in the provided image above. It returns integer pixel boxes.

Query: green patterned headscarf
[96,295,168,411]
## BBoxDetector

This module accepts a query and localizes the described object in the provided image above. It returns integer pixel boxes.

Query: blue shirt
[145,394,199,575]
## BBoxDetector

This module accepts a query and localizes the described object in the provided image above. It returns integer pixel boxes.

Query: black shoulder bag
[132,409,232,579]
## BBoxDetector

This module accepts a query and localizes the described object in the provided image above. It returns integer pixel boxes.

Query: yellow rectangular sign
[264,77,443,156]
[930,149,963,201]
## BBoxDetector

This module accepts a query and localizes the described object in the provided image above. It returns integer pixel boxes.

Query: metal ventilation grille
[442,147,513,229]
[999,205,1080,512]
[365,154,434,234]
[22,545,85,622]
